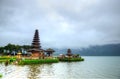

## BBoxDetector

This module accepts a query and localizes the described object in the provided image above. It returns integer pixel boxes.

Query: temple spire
[28,29,44,59]
[32,29,41,49]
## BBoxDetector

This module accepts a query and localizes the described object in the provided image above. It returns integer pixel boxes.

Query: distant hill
[53,44,120,56]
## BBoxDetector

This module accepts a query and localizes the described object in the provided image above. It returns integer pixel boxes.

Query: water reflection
[27,64,54,79]
[66,62,74,77]
[0,63,14,76]
[27,65,41,79]
[0,57,120,79]
[39,64,55,78]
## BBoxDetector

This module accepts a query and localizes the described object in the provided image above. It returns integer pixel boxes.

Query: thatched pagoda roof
[28,48,44,52]
[45,48,55,52]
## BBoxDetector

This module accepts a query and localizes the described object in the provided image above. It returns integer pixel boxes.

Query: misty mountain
[53,44,120,56]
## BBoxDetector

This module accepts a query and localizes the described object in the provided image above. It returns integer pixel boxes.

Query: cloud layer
[0,0,120,48]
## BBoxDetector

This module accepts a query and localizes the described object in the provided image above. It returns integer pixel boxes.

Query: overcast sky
[0,0,120,48]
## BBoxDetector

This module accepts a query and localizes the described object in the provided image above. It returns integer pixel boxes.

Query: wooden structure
[28,29,44,59]
[45,48,55,57]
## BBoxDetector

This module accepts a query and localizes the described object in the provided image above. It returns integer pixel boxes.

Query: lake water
[0,56,120,79]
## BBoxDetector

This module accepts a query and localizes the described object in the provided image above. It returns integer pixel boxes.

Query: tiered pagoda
[66,48,73,56]
[28,29,44,59]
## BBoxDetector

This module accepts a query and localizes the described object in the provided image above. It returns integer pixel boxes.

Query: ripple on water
[0,56,120,79]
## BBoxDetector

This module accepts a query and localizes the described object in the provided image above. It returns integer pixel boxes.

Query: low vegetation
[59,57,84,62]
[18,58,59,65]
[0,56,84,65]
[0,56,16,63]
[0,74,2,78]
[0,54,84,66]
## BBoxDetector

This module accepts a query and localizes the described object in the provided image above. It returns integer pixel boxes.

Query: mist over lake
[53,43,120,56]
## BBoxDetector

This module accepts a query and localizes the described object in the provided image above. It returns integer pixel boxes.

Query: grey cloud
[0,0,120,48]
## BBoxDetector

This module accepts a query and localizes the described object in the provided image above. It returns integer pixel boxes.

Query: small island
[58,49,84,62]
[0,29,84,65]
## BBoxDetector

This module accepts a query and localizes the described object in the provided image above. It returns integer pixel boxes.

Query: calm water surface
[0,56,120,79]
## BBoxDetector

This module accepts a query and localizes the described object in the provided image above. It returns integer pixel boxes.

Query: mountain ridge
[53,43,120,56]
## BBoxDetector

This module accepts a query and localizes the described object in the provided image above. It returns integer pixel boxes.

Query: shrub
[9,58,16,62]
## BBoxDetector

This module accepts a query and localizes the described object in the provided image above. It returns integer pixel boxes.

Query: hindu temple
[66,48,73,56]
[28,29,44,59]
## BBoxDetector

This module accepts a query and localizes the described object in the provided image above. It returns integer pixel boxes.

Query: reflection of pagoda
[28,29,44,59]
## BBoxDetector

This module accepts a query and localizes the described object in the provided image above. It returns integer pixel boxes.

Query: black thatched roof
[45,48,55,52]
[28,48,44,52]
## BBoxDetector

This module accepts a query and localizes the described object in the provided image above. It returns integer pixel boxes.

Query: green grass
[18,58,59,65]
[59,57,84,62]
[0,56,10,60]
[0,56,84,65]
[0,74,2,78]
[0,56,16,63]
